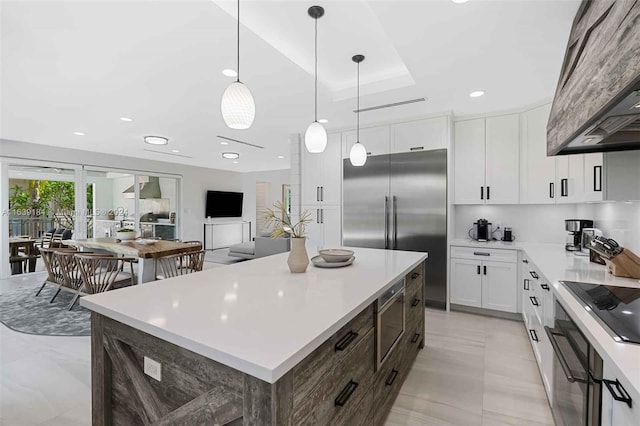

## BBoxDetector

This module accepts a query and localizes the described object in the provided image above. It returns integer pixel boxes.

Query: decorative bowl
[318,249,355,263]
[116,230,137,241]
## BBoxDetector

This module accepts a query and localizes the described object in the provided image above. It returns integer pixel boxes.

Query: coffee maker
[565,219,594,251]
[470,219,492,242]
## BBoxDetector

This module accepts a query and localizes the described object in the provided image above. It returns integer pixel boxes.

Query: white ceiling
[0,0,580,172]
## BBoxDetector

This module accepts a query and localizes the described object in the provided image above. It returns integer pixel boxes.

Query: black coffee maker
[470,219,492,242]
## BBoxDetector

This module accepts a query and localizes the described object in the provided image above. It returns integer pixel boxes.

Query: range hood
[122,176,162,199]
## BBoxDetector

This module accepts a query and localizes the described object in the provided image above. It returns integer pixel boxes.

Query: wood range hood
[547,0,640,155]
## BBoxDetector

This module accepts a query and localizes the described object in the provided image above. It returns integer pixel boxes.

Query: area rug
[0,282,90,336]
[205,249,246,265]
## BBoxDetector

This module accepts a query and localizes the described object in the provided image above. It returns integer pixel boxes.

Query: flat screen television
[206,191,243,218]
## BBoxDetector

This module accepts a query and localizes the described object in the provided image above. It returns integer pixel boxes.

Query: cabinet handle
[334,380,359,407]
[603,378,633,408]
[540,283,550,291]
[530,296,540,307]
[523,259,528,264]
[529,329,539,342]
[561,178,568,197]
[320,208,324,224]
[334,331,359,352]
[411,333,421,343]
[593,166,602,192]
[524,279,530,291]
[385,369,399,386]
[529,271,539,279]
[321,186,324,201]
[316,187,320,202]
[316,209,320,224]
[477,265,481,275]
[473,252,490,256]
[480,186,484,200]
[483,265,487,275]
[549,182,554,199]
[410,146,424,151]
[411,272,421,279]
[487,186,490,200]
[411,298,421,307]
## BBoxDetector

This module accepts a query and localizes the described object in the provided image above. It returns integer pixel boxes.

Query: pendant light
[350,54,367,166]
[304,6,327,153]
[221,0,255,130]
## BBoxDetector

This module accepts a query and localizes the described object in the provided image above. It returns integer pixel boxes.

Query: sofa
[228,236,291,260]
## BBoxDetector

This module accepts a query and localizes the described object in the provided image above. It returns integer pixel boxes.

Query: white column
[74,167,87,239]
[0,160,9,279]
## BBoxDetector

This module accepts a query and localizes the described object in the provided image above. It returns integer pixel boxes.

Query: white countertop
[81,247,427,383]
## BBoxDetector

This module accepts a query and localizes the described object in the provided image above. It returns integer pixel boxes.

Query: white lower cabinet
[302,205,341,253]
[601,360,638,426]
[450,248,517,313]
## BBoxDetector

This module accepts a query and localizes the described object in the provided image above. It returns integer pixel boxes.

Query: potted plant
[264,201,312,273]
[115,228,137,241]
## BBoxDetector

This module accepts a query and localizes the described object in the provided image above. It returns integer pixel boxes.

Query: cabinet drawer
[406,287,424,330]
[406,263,424,297]
[292,304,374,406]
[451,246,517,263]
[373,340,405,426]
[403,319,424,367]
[294,329,375,425]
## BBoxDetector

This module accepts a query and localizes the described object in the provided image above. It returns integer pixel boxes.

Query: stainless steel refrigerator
[343,149,447,308]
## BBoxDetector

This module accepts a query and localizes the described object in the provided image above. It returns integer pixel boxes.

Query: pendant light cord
[357,60,360,143]
[236,0,240,83]
[314,16,318,122]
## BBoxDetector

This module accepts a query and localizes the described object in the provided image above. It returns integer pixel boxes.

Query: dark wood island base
[91,263,425,425]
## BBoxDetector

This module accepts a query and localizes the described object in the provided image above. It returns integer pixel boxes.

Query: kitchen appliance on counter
[581,228,603,262]
[590,237,640,279]
[375,278,405,369]
[565,219,594,251]
[563,281,640,345]
[546,298,603,426]
[501,227,515,242]
[469,219,492,242]
[343,149,447,308]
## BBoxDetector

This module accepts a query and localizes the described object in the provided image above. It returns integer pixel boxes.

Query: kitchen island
[81,247,427,425]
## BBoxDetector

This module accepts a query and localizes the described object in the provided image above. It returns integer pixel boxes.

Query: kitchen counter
[81,247,427,383]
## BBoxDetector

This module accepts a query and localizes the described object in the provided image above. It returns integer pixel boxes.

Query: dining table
[9,237,39,274]
[64,238,201,284]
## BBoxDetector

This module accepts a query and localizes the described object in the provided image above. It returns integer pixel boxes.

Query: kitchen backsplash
[454,203,640,253]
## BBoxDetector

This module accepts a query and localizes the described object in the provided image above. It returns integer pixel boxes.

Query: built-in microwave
[376,279,406,369]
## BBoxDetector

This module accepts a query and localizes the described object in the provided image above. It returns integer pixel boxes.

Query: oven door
[376,289,405,368]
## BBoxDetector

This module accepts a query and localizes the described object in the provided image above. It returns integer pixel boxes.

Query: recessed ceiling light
[119,117,133,122]
[633,102,640,109]
[318,119,328,124]
[220,141,229,145]
[452,0,469,3]
[222,69,238,78]
[144,136,169,145]
[621,310,633,315]
[277,155,285,159]
[172,149,180,153]
[222,152,240,159]
[73,131,85,136]
[233,161,239,164]
[469,90,485,98]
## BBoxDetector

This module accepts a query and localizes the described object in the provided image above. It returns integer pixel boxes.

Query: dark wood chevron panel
[547,0,640,155]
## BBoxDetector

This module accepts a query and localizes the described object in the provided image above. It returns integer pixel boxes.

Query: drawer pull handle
[540,283,550,291]
[411,333,420,343]
[473,252,490,256]
[334,331,359,352]
[385,369,399,386]
[529,329,539,342]
[411,298,421,307]
[410,146,424,151]
[411,272,421,280]
[529,271,539,279]
[335,380,359,407]
[603,378,633,408]
[523,259,528,264]
[530,296,540,307]
[523,279,530,291]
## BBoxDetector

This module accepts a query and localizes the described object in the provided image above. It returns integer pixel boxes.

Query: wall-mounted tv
[206,191,243,218]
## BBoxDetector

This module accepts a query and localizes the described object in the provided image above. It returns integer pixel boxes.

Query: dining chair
[74,254,136,302]
[35,232,54,251]
[156,250,205,279]
[50,234,64,248]
[37,247,77,302]
[56,251,95,310]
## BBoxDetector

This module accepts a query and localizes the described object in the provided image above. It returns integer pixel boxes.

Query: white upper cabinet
[555,155,585,204]
[454,118,486,204]
[454,115,520,204]
[583,153,604,202]
[520,103,557,204]
[485,114,520,204]
[301,144,323,206]
[301,133,342,207]
[342,125,390,159]
[391,116,448,154]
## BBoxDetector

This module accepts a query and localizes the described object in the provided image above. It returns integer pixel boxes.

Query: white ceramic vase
[287,237,309,273]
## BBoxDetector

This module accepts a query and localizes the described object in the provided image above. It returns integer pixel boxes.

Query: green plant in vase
[264,201,312,273]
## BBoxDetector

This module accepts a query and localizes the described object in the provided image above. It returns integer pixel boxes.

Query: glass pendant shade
[221,81,255,130]
[304,121,328,153]
[349,142,367,166]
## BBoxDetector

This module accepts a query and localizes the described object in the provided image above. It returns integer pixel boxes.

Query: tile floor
[0,272,554,425]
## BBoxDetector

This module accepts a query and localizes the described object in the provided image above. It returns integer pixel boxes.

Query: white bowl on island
[318,249,354,263]
[116,229,137,241]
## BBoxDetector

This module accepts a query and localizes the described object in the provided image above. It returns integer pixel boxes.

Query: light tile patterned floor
[1,273,553,425]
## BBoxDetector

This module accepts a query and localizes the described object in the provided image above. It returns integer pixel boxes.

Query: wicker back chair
[75,254,136,297]
[37,247,77,302]
[156,250,205,279]
[57,251,96,310]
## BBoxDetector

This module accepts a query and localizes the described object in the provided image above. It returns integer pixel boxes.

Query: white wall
[0,139,243,243]
[576,202,640,253]
[241,169,291,236]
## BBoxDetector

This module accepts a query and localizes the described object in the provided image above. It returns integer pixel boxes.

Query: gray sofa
[228,236,291,260]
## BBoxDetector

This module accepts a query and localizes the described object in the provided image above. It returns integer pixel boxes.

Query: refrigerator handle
[393,196,398,249]
[384,196,389,249]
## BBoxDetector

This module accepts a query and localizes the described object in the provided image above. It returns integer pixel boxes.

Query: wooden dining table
[9,237,39,274]
[64,238,201,284]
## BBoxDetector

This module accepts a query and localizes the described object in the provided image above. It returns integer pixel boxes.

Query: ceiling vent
[216,136,264,149]
[354,97,426,113]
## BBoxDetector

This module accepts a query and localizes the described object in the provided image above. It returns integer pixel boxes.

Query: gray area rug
[205,249,246,265]
[0,282,90,336]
